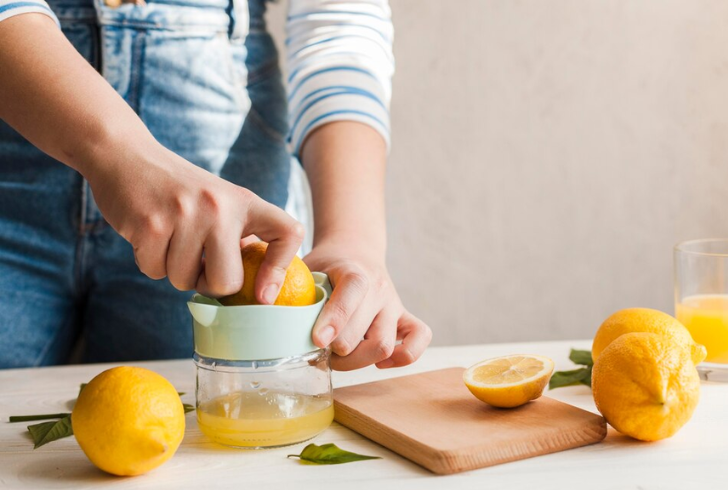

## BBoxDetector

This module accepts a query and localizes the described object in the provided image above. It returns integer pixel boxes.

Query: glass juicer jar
[188,273,334,448]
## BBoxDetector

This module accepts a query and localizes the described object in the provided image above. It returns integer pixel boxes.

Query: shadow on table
[15,452,117,486]
[602,426,658,446]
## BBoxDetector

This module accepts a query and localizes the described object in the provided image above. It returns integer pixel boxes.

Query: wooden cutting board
[333,367,607,474]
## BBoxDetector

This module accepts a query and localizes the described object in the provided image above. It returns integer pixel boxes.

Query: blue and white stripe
[0,0,58,25]
[286,0,394,157]
[0,0,394,157]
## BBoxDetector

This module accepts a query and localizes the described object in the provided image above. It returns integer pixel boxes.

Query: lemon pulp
[197,391,334,448]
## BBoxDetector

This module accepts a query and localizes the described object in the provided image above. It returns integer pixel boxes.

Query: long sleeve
[0,0,59,25]
[285,0,394,157]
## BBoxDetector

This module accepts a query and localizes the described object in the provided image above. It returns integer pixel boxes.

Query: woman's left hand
[304,241,432,371]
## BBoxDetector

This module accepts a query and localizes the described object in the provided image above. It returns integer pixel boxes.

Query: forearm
[301,121,387,260]
[0,14,156,178]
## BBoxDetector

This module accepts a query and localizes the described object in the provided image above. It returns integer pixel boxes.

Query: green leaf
[9,413,71,423]
[569,349,594,367]
[183,403,195,414]
[27,416,73,449]
[288,443,381,465]
[549,367,592,390]
[177,392,186,397]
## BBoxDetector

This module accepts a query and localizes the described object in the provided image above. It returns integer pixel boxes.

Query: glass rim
[674,238,728,257]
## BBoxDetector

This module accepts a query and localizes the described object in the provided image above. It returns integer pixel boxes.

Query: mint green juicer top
[187,272,332,361]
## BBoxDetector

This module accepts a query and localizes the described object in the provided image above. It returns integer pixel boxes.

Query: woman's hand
[0,15,303,302]
[305,241,432,371]
[298,121,431,371]
[86,143,304,301]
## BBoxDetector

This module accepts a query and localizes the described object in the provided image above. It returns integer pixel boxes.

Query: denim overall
[0,0,290,367]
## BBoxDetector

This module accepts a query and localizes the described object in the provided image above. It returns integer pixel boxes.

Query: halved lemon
[463,355,555,408]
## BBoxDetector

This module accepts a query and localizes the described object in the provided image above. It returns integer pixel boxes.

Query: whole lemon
[592,332,700,441]
[592,308,706,365]
[72,367,185,476]
[219,241,317,306]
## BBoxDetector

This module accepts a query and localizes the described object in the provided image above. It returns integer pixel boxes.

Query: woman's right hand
[85,142,304,302]
[1,15,303,301]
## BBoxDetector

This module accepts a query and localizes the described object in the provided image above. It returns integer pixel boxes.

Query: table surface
[1,340,725,489]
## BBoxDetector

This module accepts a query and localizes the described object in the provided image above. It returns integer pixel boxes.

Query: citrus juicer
[187,272,334,448]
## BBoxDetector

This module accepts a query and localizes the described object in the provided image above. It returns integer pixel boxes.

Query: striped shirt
[0,0,393,158]
[0,0,59,24]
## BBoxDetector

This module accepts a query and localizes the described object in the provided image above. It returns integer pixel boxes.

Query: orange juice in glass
[676,295,728,363]
[675,239,728,381]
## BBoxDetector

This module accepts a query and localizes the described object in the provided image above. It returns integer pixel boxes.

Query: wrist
[312,230,387,263]
[72,113,160,181]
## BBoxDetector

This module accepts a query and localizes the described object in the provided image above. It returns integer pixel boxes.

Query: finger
[134,245,168,281]
[128,215,171,280]
[132,241,169,281]
[312,270,369,348]
[166,227,204,291]
[329,300,378,357]
[331,308,398,371]
[376,311,432,369]
[196,226,244,297]
[194,258,213,297]
[243,199,304,304]
[240,235,259,248]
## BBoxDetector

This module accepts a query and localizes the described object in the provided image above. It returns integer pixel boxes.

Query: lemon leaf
[287,443,381,465]
[27,416,73,449]
[9,413,71,423]
[569,349,594,367]
[182,403,195,414]
[549,367,592,390]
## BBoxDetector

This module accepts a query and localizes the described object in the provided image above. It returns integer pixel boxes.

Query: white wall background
[268,0,728,345]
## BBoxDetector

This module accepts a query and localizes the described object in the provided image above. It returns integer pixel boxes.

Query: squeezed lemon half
[463,355,555,408]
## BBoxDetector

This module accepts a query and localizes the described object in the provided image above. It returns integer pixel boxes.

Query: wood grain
[334,367,607,474]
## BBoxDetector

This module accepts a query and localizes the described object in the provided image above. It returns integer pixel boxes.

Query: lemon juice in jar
[193,348,333,449]
[197,391,334,447]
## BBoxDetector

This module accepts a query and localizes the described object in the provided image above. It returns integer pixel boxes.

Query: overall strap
[229,0,248,40]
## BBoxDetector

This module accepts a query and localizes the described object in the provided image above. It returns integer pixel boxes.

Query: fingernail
[318,325,336,347]
[377,359,395,369]
[262,284,279,304]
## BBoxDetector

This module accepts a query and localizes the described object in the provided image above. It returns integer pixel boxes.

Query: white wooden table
[1,340,726,489]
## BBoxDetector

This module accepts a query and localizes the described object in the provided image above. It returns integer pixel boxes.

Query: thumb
[242,199,305,304]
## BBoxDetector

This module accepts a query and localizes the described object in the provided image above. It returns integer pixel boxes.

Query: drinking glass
[675,238,728,382]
